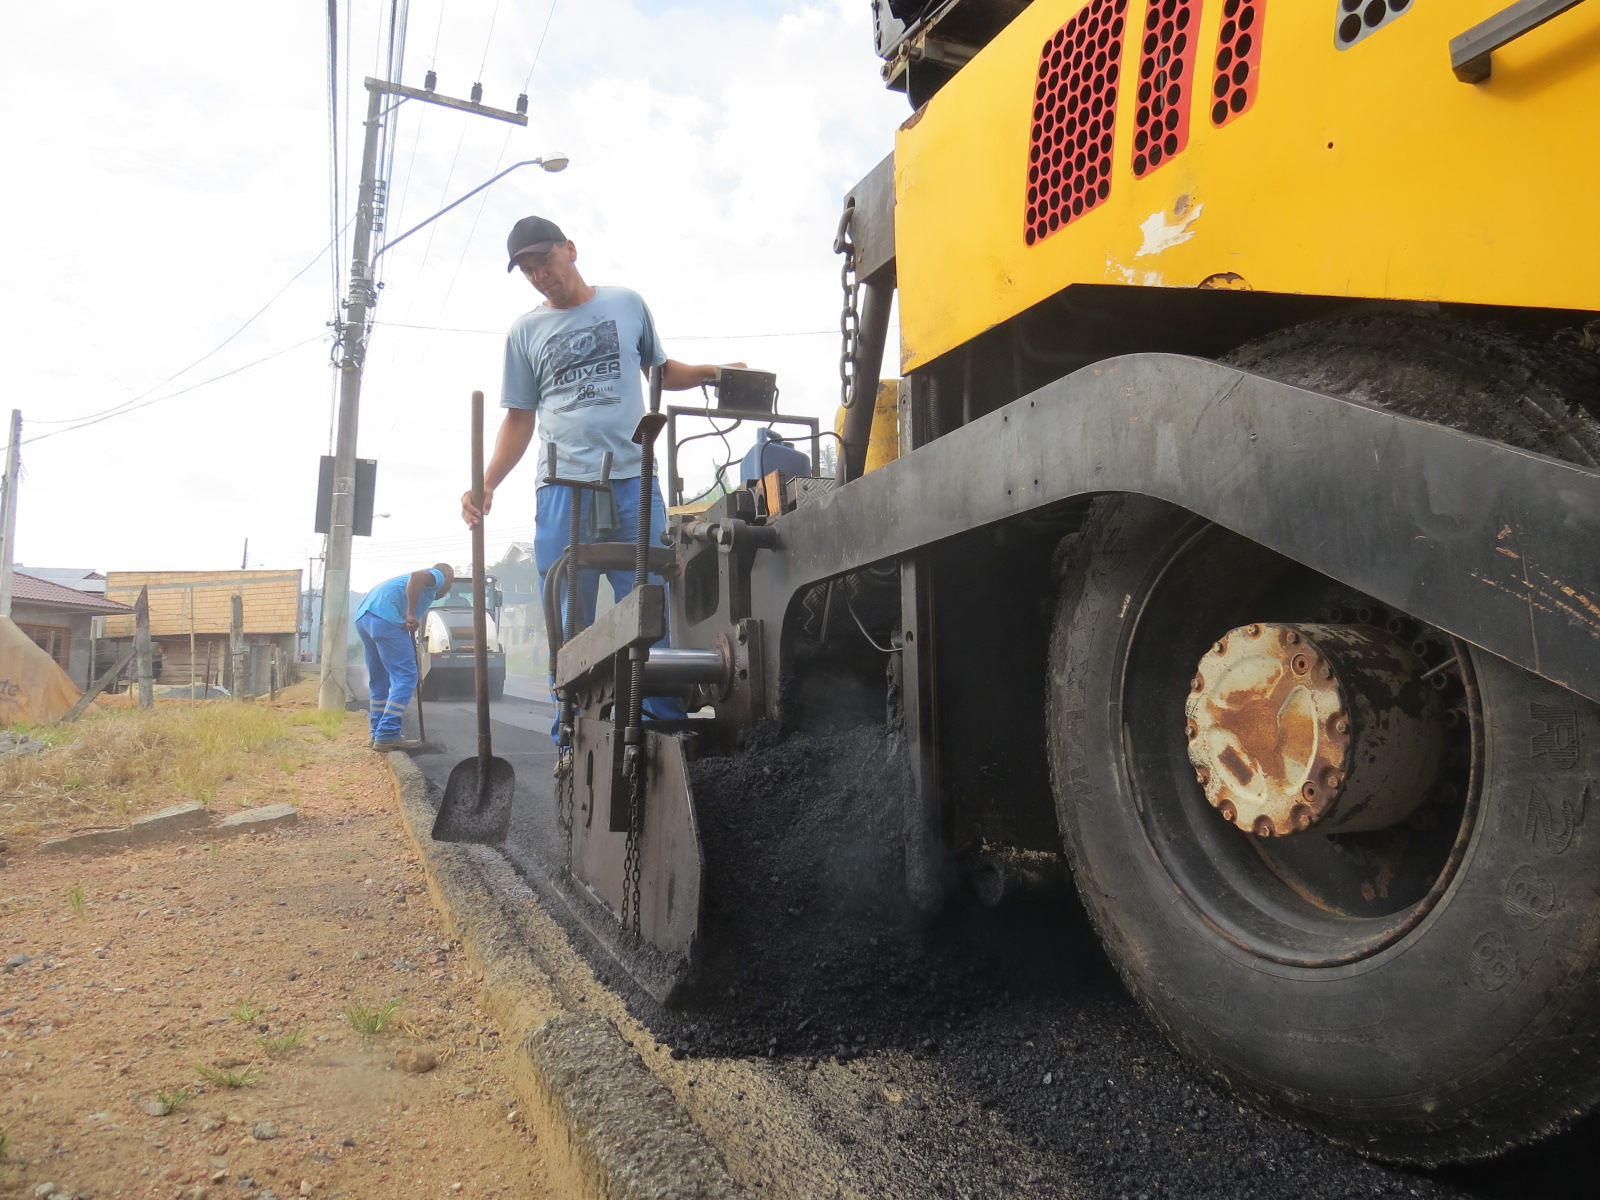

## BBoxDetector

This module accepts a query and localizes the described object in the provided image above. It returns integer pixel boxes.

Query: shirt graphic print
[546,320,623,414]
[502,285,667,481]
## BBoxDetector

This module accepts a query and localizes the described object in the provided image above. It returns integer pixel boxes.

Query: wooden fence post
[58,646,136,725]
[231,593,246,699]
[135,585,153,709]
[187,586,197,706]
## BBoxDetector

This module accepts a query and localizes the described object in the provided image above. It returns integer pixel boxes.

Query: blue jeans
[356,612,417,742]
[536,477,684,743]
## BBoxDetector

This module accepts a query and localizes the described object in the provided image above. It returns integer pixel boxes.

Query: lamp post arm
[373,160,548,260]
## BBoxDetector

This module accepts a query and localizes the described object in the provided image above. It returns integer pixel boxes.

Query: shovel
[412,629,428,745]
[432,389,516,844]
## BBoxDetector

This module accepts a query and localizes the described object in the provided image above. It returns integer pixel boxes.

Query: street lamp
[373,154,572,261]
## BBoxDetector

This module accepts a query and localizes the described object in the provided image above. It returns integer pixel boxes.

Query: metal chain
[554,749,573,833]
[835,199,859,410]
[620,761,644,939]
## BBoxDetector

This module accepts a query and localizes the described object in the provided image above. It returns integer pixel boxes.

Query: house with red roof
[12,571,134,689]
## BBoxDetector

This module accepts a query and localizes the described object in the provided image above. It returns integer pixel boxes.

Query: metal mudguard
[738,354,1600,707]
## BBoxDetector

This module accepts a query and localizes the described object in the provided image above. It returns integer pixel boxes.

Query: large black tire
[1048,316,1600,1164]
[1226,312,1600,463]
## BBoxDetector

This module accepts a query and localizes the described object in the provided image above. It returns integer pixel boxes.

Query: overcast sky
[2,0,905,591]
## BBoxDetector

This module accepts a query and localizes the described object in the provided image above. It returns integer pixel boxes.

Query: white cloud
[1,0,905,589]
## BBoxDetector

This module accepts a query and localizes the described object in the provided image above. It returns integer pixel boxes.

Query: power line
[359,521,540,553]
[32,231,346,427]
[523,0,560,90]
[371,319,884,341]
[326,0,344,319]
[476,0,503,80]
[428,0,445,66]
[437,0,559,317]
[24,335,326,446]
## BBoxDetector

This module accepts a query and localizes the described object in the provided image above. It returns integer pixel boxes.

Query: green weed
[67,883,86,917]
[342,997,402,1034]
[256,1026,307,1057]
[153,1086,193,1112]
[193,1063,262,1089]
[230,993,263,1023]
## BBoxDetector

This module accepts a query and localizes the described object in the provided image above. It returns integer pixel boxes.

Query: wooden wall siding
[154,633,229,685]
[102,571,302,638]
[151,632,297,688]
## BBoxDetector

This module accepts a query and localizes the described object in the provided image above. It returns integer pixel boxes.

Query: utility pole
[0,409,20,619]
[318,76,530,712]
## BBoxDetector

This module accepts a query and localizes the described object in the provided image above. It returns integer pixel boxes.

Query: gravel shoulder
[0,712,551,1200]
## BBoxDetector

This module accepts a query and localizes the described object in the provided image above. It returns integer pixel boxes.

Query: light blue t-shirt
[501,285,667,482]
[354,569,446,626]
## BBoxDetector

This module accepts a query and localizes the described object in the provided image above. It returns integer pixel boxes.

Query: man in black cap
[461,217,732,739]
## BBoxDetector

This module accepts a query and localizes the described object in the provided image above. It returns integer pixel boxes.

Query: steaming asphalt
[406,687,1600,1199]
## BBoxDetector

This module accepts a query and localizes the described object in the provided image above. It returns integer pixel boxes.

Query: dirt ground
[0,701,550,1200]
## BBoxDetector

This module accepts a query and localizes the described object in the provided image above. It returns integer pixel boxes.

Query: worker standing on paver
[460,216,734,740]
[354,562,453,750]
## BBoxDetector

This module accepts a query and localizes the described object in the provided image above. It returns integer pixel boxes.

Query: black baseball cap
[506,215,567,271]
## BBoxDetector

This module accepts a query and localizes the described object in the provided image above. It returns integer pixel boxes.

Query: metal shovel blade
[432,753,516,843]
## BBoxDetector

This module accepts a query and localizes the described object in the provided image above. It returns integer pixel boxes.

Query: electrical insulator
[470,81,483,104]
[516,93,529,116]
[424,69,437,91]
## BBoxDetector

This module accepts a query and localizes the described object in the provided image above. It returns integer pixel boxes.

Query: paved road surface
[405,688,1600,1199]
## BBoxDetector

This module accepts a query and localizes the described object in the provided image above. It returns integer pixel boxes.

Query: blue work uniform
[354,568,446,743]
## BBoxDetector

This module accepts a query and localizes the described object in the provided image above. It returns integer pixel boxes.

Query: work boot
[371,737,425,753]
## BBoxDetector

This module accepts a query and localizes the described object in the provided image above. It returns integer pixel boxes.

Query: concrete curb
[38,801,296,855]
[385,751,745,1200]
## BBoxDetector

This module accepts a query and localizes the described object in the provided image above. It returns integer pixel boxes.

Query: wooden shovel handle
[471,390,492,769]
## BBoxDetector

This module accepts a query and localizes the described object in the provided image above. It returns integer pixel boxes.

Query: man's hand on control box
[660,360,746,390]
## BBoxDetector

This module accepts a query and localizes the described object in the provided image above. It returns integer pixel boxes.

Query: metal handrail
[1451,0,1590,82]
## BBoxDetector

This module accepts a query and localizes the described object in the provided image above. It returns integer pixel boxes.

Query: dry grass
[0,692,345,844]
[289,708,347,740]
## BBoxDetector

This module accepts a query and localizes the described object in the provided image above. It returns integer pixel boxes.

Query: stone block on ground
[211,803,299,838]
[129,802,212,842]
[39,801,213,855]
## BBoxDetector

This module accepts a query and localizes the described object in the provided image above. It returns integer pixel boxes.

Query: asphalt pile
[615,721,1600,1199]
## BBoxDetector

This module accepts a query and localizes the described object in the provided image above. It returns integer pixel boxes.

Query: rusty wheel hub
[1185,623,1443,837]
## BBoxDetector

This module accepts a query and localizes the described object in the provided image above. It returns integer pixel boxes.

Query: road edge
[385,751,745,1200]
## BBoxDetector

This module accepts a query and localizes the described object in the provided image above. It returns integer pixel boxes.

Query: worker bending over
[354,563,453,750]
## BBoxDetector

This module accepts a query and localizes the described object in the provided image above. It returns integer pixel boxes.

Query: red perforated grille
[1133,0,1202,177]
[1026,0,1129,246]
[1210,0,1263,127]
